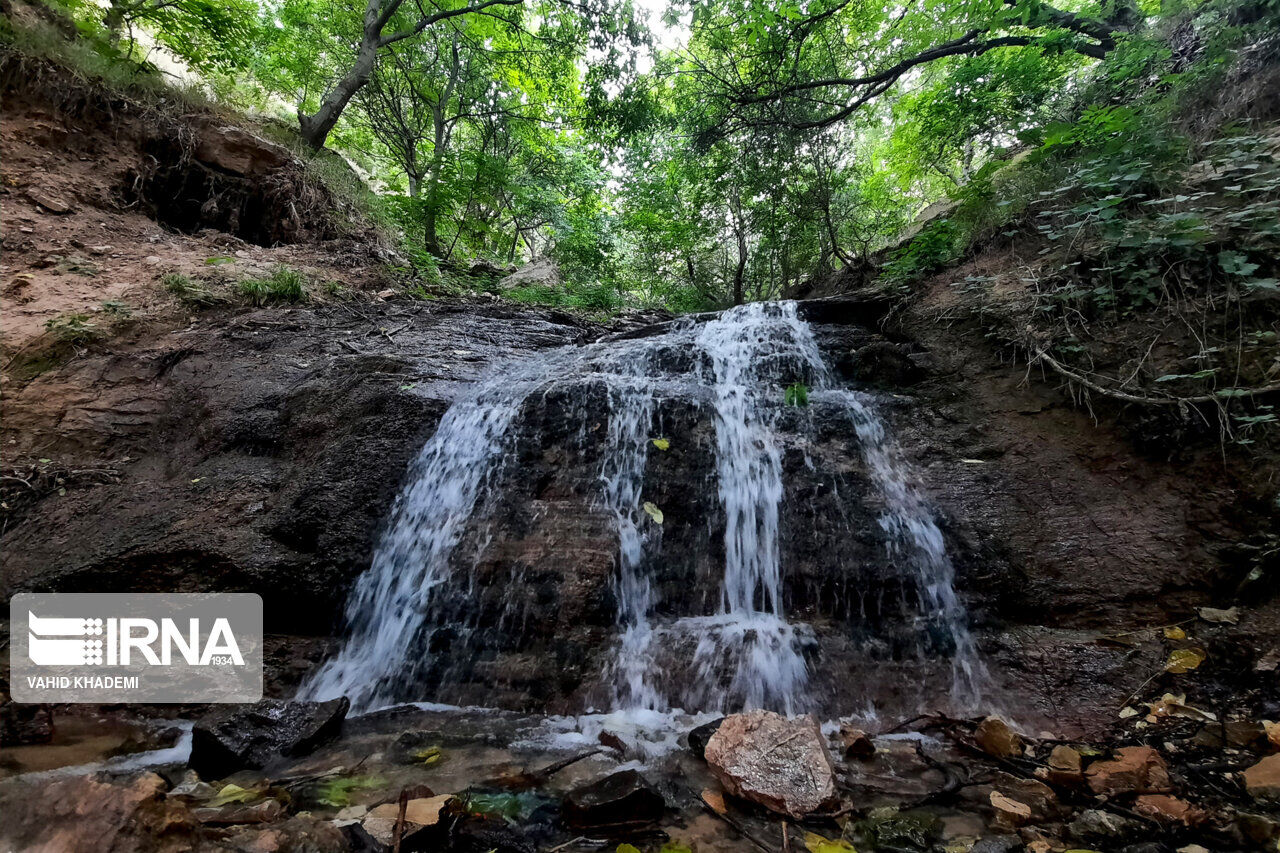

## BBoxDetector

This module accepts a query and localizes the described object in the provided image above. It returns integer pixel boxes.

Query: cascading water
[303,300,986,718]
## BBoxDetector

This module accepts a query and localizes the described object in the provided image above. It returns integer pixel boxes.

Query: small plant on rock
[44,313,99,344]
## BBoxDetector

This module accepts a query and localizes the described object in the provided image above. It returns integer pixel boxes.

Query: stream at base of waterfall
[302,302,987,735]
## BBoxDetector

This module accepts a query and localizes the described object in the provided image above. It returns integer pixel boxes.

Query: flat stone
[190,697,350,779]
[28,191,74,214]
[1069,808,1140,841]
[1133,794,1206,826]
[989,791,1031,829]
[1225,719,1268,749]
[193,798,285,825]
[1085,746,1171,796]
[563,769,664,828]
[1243,754,1280,801]
[990,772,1059,821]
[703,710,839,819]
[975,716,1023,759]
[194,124,291,176]
[1046,744,1083,787]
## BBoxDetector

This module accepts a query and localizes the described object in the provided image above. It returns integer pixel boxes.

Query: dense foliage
[4,0,1278,320]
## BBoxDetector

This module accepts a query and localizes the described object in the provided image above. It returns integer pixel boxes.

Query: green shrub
[162,272,223,307]
[236,266,308,306]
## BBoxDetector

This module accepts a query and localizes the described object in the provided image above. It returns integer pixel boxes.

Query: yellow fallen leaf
[701,788,727,815]
[1163,626,1186,640]
[1166,647,1207,674]
[803,831,857,853]
[650,437,670,451]
[207,783,259,807]
[642,501,663,524]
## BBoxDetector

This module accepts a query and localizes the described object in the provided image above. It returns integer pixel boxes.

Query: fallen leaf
[207,783,259,807]
[1196,606,1239,625]
[617,845,642,853]
[642,501,663,524]
[659,843,694,853]
[411,745,443,765]
[803,831,857,853]
[1145,693,1216,722]
[1163,626,1186,640]
[650,437,670,451]
[1166,647,1208,674]
[701,788,727,815]
[1119,707,1139,719]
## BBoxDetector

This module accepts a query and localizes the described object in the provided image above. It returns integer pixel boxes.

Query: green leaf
[642,502,664,524]
[207,783,259,807]
[650,437,670,451]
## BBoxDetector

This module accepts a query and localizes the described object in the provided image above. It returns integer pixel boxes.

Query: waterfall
[301,367,541,710]
[599,351,662,712]
[303,301,985,717]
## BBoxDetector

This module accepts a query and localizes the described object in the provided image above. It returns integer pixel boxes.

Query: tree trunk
[299,42,379,150]
[730,196,748,306]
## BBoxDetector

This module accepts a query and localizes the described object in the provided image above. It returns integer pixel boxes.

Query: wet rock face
[1,302,592,636]
[400,313,998,713]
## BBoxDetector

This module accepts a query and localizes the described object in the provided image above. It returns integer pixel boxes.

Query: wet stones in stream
[563,769,666,829]
[190,697,350,778]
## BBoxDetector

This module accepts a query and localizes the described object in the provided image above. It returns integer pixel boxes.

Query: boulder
[1243,754,1280,801]
[975,716,1023,759]
[1085,746,1171,796]
[562,769,664,828]
[190,697,349,779]
[703,710,839,819]
[194,124,292,176]
[0,771,196,853]
[498,257,560,291]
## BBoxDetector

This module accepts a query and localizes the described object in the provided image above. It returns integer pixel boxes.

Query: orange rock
[1133,794,1207,826]
[975,716,1023,759]
[990,790,1032,830]
[1243,754,1280,801]
[1047,745,1084,787]
[704,710,840,819]
[1085,746,1172,795]
[992,771,1060,821]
